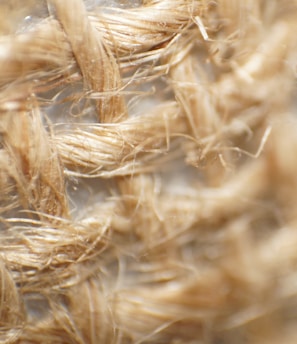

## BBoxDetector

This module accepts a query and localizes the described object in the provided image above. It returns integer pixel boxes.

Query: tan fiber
[1,0,297,343]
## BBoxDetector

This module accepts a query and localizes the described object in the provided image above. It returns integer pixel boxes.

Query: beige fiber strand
[1,0,297,343]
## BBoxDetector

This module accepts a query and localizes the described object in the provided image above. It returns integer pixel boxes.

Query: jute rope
[1,0,297,342]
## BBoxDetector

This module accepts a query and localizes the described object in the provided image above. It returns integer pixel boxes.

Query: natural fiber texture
[1,0,297,342]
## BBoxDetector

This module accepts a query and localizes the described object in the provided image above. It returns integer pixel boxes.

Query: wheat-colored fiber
[1,0,297,342]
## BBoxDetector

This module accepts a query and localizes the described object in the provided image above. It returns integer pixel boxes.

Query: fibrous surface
[1,1,297,343]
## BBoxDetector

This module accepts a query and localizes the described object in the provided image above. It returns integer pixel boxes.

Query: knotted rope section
[1,0,297,343]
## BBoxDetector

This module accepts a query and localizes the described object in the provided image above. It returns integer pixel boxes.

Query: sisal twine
[1,0,297,343]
